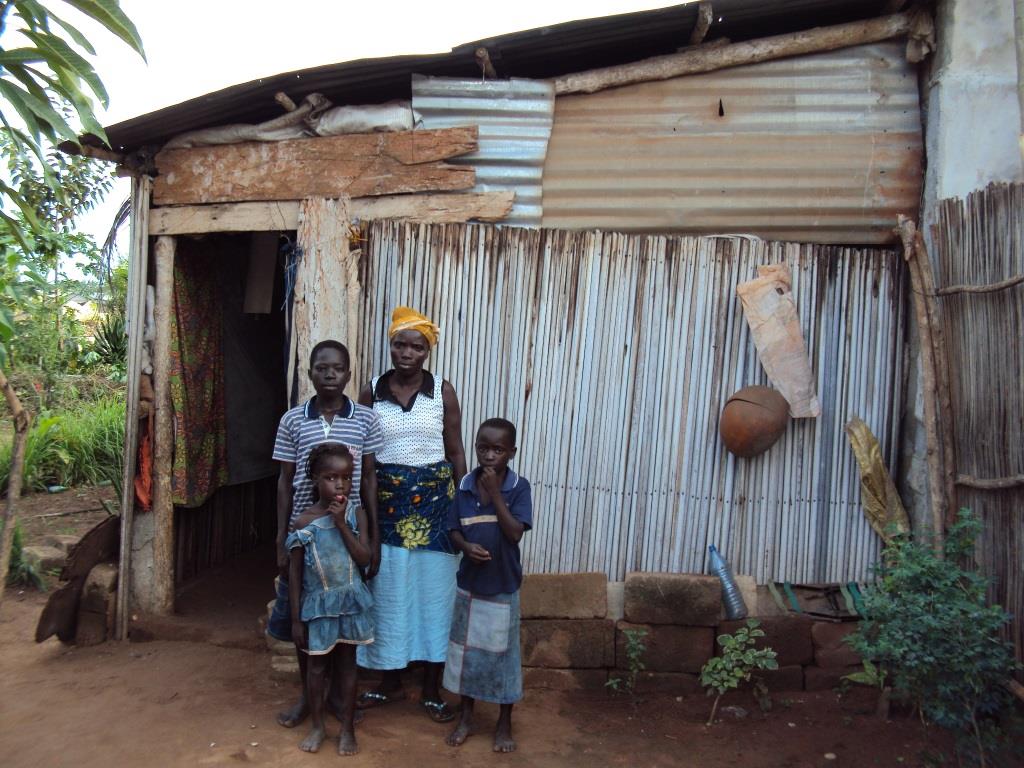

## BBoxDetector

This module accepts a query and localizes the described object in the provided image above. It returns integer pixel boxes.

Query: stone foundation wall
[520,572,862,693]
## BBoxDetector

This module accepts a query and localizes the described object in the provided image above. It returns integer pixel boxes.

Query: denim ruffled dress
[285,512,374,654]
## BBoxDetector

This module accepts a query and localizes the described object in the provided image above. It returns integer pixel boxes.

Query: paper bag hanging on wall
[736,264,820,418]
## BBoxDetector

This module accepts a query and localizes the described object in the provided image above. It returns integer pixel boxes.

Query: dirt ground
[2,488,954,768]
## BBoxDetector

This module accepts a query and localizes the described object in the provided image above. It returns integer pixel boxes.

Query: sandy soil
[1,488,953,767]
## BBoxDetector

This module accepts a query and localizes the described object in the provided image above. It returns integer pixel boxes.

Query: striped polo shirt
[272,396,384,523]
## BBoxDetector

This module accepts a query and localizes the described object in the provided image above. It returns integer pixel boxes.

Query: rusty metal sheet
[542,42,922,244]
[358,221,907,584]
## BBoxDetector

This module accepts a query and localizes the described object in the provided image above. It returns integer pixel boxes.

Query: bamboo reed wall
[356,222,907,584]
[932,182,1024,667]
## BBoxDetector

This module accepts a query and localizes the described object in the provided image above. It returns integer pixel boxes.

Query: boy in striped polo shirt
[269,340,384,729]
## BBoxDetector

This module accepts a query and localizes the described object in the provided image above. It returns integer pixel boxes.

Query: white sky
[72,0,680,252]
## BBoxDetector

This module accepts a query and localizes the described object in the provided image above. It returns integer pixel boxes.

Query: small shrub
[847,510,1018,766]
[7,523,44,590]
[700,619,778,725]
[606,627,647,698]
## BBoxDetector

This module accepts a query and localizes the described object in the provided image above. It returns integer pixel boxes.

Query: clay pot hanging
[720,386,790,458]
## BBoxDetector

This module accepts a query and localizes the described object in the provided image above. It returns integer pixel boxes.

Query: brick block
[616,621,713,673]
[521,573,607,619]
[79,563,118,614]
[43,534,79,554]
[804,664,861,691]
[624,672,700,695]
[23,545,65,572]
[754,664,804,692]
[520,619,614,668]
[75,610,109,646]
[623,572,721,626]
[811,621,861,668]
[270,656,300,682]
[266,636,296,656]
[717,616,814,667]
[522,668,608,691]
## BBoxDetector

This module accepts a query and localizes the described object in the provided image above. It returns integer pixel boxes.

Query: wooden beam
[956,473,1024,490]
[152,127,479,206]
[554,12,915,95]
[151,235,176,615]
[689,2,713,46]
[936,273,1024,296]
[148,191,516,235]
[116,176,152,638]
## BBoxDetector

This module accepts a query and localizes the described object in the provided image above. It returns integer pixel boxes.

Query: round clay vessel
[720,386,790,458]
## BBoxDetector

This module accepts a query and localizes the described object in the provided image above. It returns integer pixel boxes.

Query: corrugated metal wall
[932,182,1024,669]
[357,221,906,583]
[412,76,554,228]
[542,42,922,245]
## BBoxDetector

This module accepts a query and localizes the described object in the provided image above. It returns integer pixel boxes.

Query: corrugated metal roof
[412,76,554,228]
[541,42,922,244]
[97,0,890,152]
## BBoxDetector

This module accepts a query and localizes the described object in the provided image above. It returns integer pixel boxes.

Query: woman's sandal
[356,689,406,710]
[420,698,456,723]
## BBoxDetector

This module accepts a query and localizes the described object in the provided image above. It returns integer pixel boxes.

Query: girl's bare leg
[277,645,309,727]
[334,645,360,755]
[298,654,328,752]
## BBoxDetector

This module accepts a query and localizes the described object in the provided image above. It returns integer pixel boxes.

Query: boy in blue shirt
[442,418,532,754]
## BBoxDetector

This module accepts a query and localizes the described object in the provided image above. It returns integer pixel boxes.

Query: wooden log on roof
[152,127,479,206]
[147,191,516,235]
[554,12,917,95]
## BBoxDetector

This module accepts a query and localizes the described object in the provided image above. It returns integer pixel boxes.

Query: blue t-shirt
[448,467,532,596]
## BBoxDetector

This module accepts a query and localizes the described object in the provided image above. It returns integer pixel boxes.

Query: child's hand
[464,542,491,564]
[291,620,307,650]
[478,467,501,496]
[328,495,349,526]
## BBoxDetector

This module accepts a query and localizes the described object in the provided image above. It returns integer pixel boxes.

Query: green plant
[92,311,126,367]
[700,619,778,726]
[606,627,647,698]
[0,398,124,493]
[847,510,1017,766]
[844,659,891,718]
[7,523,44,589]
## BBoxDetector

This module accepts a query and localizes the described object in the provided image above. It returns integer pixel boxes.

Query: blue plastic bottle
[708,544,748,620]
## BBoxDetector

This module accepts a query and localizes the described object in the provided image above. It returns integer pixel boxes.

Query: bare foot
[299,725,326,753]
[493,722,516,753]
[276,700,308,728]
[338,730,359,756]
[446,716,472,747]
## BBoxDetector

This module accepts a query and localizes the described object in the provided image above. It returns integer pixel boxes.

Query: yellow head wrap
[388,306,440,348]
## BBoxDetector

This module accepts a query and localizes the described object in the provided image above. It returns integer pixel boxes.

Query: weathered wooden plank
[152,128,478,205]
[292,198,362,404]
[148,191,515,234]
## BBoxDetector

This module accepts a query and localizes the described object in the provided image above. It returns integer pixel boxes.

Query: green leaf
[60,0,146,60]
[0,178,42,230]
[50,64,106,141]
[22,29,109,107]
[47,9,98,55]
[0,69,76,142]
[0,210,34,252]
[0,48,48,66]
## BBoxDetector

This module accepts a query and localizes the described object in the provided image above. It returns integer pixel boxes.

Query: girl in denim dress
[286,443,374,755]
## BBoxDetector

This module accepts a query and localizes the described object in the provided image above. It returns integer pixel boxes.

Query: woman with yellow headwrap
[355,306,466,724]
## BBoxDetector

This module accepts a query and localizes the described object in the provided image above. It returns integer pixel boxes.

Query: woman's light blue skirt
[357,544,459,670]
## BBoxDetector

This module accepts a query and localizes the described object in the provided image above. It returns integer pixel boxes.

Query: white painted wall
[924,0,1022,213]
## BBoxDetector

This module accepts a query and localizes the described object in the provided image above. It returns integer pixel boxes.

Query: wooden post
[115,176,152,638]
[151,235,176,614]
[1015,0,1024,161]
[897,216,945,551]
[0,370,31,607]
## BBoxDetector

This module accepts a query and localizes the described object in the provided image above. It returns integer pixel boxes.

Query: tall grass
[0,398,125,495]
